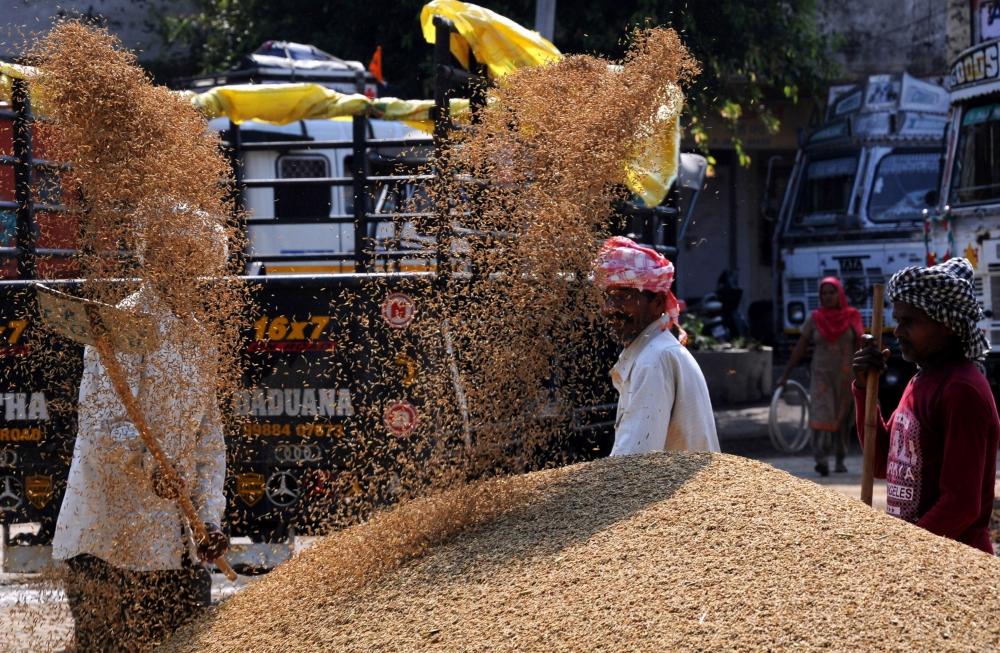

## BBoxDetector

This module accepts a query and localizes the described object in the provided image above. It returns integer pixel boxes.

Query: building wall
[677,1,976,342]
[947,0,974,58]
[0,0,188,61]
[817,0,954,78]
[678,102,813,334]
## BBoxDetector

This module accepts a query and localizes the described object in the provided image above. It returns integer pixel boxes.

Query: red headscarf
[812,276,864,343]
[593,236,681,328]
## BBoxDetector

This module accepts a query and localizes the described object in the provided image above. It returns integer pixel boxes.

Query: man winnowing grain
[593,236,719,455]
[52,212,230,651]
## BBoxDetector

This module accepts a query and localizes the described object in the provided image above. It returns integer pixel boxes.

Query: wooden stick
[861,284,885,507]
[85,306,238,581]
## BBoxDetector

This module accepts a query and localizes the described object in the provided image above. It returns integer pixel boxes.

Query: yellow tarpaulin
[625,94,684,208]
[421,0,683,206]
[186,82,470,132]
[0,61,467,133]
[0,61,37,104]
[420,0,561,79]
[1,7,682,205]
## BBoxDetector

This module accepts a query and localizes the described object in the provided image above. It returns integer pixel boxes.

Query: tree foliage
[152,0,836,162]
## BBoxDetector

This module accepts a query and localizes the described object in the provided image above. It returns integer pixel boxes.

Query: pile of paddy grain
[162,453,1000,652]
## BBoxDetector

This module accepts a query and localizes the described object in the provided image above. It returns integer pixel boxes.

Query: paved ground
[0,401,991,651]
[714,401,888,508]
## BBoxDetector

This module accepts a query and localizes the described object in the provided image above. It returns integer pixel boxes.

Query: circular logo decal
[384,400,419,437]
[0,475,23,512]
[265,471,301,507]
[273,444,322,464]
[0,448,18,468]
[381,293,416,329]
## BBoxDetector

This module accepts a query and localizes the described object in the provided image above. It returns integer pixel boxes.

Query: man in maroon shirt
[853,258,999,554]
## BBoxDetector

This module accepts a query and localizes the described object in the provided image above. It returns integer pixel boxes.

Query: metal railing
[2,78,76,280]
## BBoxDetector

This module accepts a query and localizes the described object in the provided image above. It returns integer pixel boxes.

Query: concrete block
[692,348,773,406]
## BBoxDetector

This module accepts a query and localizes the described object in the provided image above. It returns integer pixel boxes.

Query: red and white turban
[593,236,681,326]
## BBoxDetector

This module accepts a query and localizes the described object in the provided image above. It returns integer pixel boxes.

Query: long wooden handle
[86,310,237,580]
[861,284,885,507]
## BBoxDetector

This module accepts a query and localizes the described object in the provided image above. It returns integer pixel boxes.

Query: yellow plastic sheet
[187,83,369,124]
[420,0,561,78]
[420,1,681,206]
[625,93,684,207]
[0,61,37,103]
[2,34,680,206]
[186,83,470,132]
[370,97,472,132]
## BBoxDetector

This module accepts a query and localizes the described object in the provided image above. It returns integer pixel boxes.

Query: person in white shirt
[593,236,719,455]
[52,213,229,651]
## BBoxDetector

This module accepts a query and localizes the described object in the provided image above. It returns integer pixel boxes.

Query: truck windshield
[867,151,938,222]
[791,154,859,229]
[949,103,1000,206]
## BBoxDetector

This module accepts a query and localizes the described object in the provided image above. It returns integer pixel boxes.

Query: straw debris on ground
[162,453,1000,652]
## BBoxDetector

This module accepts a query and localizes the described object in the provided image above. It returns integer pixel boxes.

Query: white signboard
[949,40,1000,99]
[977,1,1000,43]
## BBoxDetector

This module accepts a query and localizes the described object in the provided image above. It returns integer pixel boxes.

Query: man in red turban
[593,236,719,455]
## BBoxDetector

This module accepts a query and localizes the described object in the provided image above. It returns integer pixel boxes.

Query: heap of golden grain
[162,453,1000,652]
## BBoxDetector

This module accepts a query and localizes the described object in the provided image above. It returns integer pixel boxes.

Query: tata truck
[774,73,949,401]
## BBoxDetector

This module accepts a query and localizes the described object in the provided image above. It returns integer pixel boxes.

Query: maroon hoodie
[854,360,999,554]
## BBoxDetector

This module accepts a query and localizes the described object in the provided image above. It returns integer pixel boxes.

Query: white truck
[179,41,438,275]
[927,29,1000,392]
[774,73,949,400]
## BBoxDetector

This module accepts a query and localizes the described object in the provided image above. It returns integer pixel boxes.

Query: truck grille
[787,269,895,327]
[787,277,818,296]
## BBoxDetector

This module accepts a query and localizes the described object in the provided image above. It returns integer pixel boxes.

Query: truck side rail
[1,79,77,280]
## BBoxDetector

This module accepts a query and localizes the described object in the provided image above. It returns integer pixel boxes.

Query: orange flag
[369,45,385,84]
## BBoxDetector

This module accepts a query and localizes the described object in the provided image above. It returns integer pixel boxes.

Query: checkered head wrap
[887,257,990,362]
[593,236,681,326]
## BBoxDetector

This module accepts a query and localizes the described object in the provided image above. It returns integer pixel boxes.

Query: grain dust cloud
[404,27,698,484]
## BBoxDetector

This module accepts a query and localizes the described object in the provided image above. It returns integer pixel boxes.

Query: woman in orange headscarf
[778,277,864,476]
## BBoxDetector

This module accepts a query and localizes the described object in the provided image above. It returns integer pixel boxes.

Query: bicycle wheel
[768,380,811,453]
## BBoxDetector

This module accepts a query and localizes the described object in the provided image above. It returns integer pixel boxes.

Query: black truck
[0,18,705,573]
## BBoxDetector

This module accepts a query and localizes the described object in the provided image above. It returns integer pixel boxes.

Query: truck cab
[927,36,1000,388]
[775,73,948,396]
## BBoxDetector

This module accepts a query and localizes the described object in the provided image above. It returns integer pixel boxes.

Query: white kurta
[610,317,720,455]
[52,288,226,571]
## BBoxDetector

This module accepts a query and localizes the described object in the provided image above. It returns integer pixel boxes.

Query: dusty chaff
[26,20,247,406]
[411,27,699,476]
